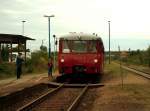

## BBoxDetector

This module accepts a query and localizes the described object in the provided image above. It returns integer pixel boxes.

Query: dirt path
[0,69,62,96]
[0,73,54,96]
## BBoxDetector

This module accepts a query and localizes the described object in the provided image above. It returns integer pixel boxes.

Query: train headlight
[61,59,64,63]
[94,59,98,63]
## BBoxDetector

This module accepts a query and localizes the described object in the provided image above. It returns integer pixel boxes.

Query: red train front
[58,33,104,75]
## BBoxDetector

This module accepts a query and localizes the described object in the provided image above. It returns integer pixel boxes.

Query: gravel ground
[0,74,49,96]
[0,64,150,111]
[76,63,150,111]
[32,88,82,111]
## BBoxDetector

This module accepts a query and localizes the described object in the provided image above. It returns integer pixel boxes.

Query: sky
[0,0,150,51]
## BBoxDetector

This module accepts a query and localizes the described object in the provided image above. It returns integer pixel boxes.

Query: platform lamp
[21,20,26,62]
[44,15,55,59]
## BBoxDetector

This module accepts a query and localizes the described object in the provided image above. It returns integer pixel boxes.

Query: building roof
[0,33,35,44]
[59,33,102,40]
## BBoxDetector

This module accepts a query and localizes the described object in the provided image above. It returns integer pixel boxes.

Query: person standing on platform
[16,53,24,79]
[48,57,53,78]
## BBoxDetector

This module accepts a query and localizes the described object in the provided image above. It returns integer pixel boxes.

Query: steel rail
[122,66,150,79]
[17,84,64,111]
[67,85,88,111]
[125,66,150,75]
[113,62,150,79]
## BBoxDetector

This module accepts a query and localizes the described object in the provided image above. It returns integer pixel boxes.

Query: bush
[25,59,34,73]
[23,50,48,73]
[0,45,50,78]
[0,63,15,79]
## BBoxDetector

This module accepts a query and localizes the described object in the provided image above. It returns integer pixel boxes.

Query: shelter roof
[0,33,35,44]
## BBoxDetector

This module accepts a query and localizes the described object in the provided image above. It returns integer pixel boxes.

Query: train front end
[58,33,104,75]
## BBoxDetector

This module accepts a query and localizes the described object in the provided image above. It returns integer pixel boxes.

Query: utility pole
[108,21,111,64]
[22,20,26,35]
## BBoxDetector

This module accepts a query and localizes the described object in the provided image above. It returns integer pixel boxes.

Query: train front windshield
[62,40,98,53]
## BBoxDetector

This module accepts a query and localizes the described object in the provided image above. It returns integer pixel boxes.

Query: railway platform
[0,71,59,97]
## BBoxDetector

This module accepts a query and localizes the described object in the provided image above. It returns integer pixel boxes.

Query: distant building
[8,52,31,62]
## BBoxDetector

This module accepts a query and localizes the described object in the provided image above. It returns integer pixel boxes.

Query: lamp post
[108,21,111,64]
[21,20,26,62]
[44,15,55,59]
[53,34,56,70]
[22,20,26,35]
[41,39,46,47]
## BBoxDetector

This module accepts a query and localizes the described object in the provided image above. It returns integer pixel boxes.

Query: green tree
[40,45,47,52]
[1,45,9,61]
[138,50,143,65]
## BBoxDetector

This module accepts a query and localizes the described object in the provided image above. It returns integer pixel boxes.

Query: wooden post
[0,43,1,63]
[18,39,20,54]
[118,46,124,89]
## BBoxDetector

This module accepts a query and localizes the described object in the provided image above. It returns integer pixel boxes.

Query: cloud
[0,0,150,51]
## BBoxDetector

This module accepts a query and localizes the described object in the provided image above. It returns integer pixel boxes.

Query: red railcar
[58,33,104,75]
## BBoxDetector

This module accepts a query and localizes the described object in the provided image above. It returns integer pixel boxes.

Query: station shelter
[0,34,35,63]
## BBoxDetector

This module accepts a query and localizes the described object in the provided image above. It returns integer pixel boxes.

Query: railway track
[0,83,55,111]
[122,65,150,79]
[114,62,150,79]
[17,84,87,111]
[17,83,103,111]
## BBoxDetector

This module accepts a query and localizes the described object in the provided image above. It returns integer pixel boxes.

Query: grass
[109,84,150,106]
[0,62,48,80]
[0,63,16,79]
[103,62,150,110]
[104,62,128,80]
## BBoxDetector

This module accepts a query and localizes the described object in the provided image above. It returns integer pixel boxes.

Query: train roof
[59,33,102,41]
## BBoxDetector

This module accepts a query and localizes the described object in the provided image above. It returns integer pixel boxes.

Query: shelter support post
[18,40,20,54]
[0,43,1,63]
[24,40,26,62]
[10,41,12,62]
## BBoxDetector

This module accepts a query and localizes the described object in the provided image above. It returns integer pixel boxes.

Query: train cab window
[72,41,87,53]
[62,40,99,53]
[87,41,97,53]
[62,40,71,53]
